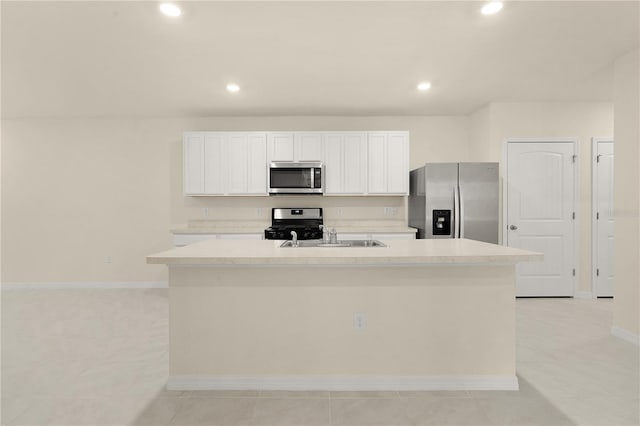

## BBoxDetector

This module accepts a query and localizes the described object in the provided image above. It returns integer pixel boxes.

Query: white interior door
[507,141,576,297]
[594,140,614,297]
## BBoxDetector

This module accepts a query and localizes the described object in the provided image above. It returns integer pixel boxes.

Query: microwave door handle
[268,168,273,190]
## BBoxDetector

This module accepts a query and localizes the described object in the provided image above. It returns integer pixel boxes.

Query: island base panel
[168,265,517,390]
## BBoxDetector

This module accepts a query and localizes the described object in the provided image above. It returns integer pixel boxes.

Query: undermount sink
[280,239,387,248]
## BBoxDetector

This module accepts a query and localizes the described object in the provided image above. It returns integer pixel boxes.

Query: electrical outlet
[203,208,210,217]
[353,312,366,330]
[337,207,344,217]
[384,207,397,216]
[105,256,113,264]
[255,207,264,218]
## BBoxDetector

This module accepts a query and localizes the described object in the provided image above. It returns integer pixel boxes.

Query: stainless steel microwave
[268,162,323,194]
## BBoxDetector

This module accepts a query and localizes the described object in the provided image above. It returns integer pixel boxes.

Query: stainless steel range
[264,208,324,240]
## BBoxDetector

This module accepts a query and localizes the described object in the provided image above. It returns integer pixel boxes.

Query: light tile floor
[1,289,638,425]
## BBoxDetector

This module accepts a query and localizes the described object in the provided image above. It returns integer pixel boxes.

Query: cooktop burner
[270,224,313,230]
[264,208,324,240]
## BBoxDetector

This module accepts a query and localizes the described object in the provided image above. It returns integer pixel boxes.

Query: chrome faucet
[290,230,298,247]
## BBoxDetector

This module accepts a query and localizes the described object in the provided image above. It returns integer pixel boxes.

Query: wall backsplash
[176,195,406,225]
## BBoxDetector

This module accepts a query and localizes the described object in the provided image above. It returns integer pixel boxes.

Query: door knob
[509,225,518,230]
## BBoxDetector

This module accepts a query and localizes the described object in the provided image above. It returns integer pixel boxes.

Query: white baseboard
[167,375,519,391]
[1,281,168,290]
[574,291,595,299]
[611,326,640,346]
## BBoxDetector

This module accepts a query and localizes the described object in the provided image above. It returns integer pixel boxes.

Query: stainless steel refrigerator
[409,163,499,244]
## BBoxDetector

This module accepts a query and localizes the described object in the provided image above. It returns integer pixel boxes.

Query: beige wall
[613,49,640,337]
[1,108,621,292]
[1,115,469,284]
[466,102,615,295]
[468,104,492,162]
[1,119,172,283]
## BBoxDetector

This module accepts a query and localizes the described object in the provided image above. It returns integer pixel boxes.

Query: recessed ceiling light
[481,1,503,15]
[226,83,240,93]
[159,3,182,17]
[417,82,432,92]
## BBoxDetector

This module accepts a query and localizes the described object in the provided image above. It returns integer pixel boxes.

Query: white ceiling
[2,1,638,118]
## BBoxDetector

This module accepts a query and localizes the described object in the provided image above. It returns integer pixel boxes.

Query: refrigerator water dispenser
[432,210,451,235]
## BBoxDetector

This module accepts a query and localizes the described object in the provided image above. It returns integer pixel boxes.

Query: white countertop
[147,238,542,266]
[170,220,417,235]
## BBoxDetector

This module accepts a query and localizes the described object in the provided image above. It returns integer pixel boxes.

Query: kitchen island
[147,238,541,391]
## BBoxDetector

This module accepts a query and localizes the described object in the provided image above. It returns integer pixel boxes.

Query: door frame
[591,137,614,298]
[502,137,580,296]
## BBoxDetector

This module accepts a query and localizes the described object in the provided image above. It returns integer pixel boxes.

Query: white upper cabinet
[367,132,409,195]
[184,132,267,196]
[324,134,343,194]
[246,133,268,194]
[204,133,225,195]
[368,133,387,194]
[294,133,324,162]
[227,133,267,195]
[185,130,409,197]
[267,132,324,162]
[387,132,410,194]
[267,133,294,162]
[226,133,247,194]
[324,133,367,195]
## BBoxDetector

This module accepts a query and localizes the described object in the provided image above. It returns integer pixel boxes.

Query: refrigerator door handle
[459,185,465,239]
[453,186,460,238]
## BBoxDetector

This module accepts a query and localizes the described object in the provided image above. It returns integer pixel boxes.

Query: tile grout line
[329,389,335,426]
[249,394,259,426]
[166,403,180,426]
[2,400,32,425]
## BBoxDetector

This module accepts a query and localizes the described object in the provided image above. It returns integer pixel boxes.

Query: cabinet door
[184,132,205,195]
[246,133,267,195]
[323,133,367,195]
[226,133,249,194]
[267,133,294,162]
[367,132,409,195]
[294,133,323,162]
[323,134,344,194]
[343,133,367,194]
[367,133,388,194]
[387,132,409,194]
[204,133,225,194]
[227,133,267,195]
